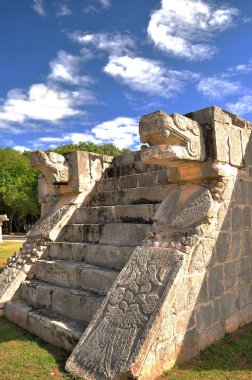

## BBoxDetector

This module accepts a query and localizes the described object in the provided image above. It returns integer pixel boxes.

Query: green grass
[0,317,78,380]
[0,241,22,272]
[161,323,252,379]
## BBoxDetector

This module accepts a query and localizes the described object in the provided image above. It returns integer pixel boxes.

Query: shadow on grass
[0,316,80,379]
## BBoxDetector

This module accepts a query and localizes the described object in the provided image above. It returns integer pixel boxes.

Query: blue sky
[0,0,252,152]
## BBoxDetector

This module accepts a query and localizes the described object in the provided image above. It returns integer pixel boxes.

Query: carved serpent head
[30,151,69,184]
[139,110,205,167]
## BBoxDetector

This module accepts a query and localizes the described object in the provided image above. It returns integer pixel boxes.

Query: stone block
[246,181,252,205]
[173,274,208,313]
[243,231,252,256]
[242,130,252,166]
[35,260,77,289]
[215,232,230,263]
[220,292,237,320]
[208,265,224,299]
[232,207,243,231]
[137,171,158,188]
[76,265,118,295]
[175,310,195,337]
[52,288,103,323]
[96,177,118,192]
[176,328,198,363]
[198,322,224,351]
[225,313,239,333]
[5,300,32,329]
[27,310,83,351]
[213,298,220,322]
[233,179,248,204]
[231,232,241,258]
[237,305,250,326]
[229,128,243,167]
[213,122,229,163]
[224,261,237,291]
[119,174,138,189]
[188,243,205,274]
[243,207,251,229]
[196,303,214,331]
[157,169,169,184]
[236,286,250,310]
[21,281,51,308]
[238,257,251,286]
[217,202,231,231]
[186,105,232,126]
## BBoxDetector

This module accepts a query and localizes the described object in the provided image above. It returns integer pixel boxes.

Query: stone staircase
[5,152,169,352]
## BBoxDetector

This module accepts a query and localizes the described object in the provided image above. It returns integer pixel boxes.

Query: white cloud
[226,95,252,116]
[70,32,135,56]
[57,4,72,16]
[0,83,79,124]
[197,77,242,99]
[99,0,111,9]
[13,146,31,153]
[104,55,197,98]
[38,136,70,143]
[32,0,46,16]
[225,59,252,77]
[147,0,239,61]
[92,117,139,148]
[37,116,139,150]
[48,50,93,85]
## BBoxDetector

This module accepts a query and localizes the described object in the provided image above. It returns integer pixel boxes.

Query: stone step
[111,151,141,166]
[104,160,162,179]
[48,242,134,270]
[5,300,85,351]
[73,204,159,224]
[106,162,163,177]
[33,259,119,295]
[89,184,170,206]
[20,280,103,324]
[59,223,150,246]
[96,169,168,192]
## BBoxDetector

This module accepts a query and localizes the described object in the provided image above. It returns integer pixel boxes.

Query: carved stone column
[0,215,8,244]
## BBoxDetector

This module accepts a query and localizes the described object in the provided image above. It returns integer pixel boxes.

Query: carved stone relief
[30,151,70,184]
[139,110,205,165]
[67,246,185,379]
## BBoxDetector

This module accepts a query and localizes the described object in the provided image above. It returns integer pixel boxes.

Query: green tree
[0,148,39,232]
[53,142,131,156]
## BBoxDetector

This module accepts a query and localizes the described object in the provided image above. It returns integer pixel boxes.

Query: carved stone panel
[67,246,185,379]
[154,183,214,231]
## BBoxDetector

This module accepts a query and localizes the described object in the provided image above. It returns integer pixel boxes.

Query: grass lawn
[0,241,23,272]
[0,317,79,380]
[1,242,252,379]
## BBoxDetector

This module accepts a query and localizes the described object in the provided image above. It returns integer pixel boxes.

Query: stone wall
[136,106,252,379]
[67,106,252,380]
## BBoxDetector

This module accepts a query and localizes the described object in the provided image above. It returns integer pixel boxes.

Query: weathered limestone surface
[67,106,252,379]
[3,105,252,380]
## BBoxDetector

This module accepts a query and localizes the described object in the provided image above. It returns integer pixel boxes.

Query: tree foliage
[53,142,131,156]
[0,148,39,232]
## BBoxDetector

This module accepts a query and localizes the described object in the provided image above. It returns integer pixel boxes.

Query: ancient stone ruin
[0,105,252,379]
[0,215,8,243]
